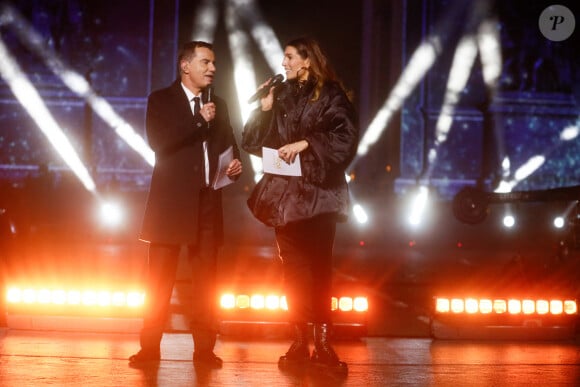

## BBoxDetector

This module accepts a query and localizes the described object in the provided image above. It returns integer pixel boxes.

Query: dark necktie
[193,96,201,115]
[192,96,209,185]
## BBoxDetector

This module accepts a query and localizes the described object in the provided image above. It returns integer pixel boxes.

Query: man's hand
[226,158,242,177]
[200,102,216,123]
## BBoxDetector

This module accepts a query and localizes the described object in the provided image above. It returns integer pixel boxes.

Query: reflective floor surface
[1,328,580,386]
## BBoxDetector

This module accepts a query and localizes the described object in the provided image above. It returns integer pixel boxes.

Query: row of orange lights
[220,293,368,313]
[6,287,146,308]
[5,287,369,313]
[435,297,578,315]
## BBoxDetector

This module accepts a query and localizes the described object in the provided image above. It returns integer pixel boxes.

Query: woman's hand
[257,78,276,111]
[278,140,309,164]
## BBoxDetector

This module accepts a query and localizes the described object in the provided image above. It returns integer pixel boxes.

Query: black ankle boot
[278,323,310,367]
[311,323,347,374]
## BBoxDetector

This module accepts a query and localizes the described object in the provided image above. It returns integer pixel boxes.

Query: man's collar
[181,83,201,100]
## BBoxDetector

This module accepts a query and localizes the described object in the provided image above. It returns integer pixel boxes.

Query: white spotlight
[1,4,154,167]
[553,216,565,229]
[408,186,430,227]
[560,125,579,141]
[191,0,220,42]
[477,18,502,88]
[356,36,442,158]
[98,200,124,228]
[352,204,369,225]
[502,215,515,228]
[0,38,96,191]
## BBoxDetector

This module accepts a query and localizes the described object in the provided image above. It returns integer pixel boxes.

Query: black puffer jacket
[242,78,358,227]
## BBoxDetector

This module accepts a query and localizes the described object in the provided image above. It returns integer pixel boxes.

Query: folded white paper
[212,146,235,189]
[262,146,302,176]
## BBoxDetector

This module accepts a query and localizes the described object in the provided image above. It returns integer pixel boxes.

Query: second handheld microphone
[247,74,284,103]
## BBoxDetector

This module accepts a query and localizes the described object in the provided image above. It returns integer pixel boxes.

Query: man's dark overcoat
[140,80,239,245]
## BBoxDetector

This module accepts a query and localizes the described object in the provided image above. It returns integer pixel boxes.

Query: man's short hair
[177,41,214,74]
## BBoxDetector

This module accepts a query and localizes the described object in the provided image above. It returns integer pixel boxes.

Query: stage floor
[1,329,580,386]
[3,193,580,385]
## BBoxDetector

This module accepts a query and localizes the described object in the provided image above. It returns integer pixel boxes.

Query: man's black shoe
[129,349,161,365]
[193,351,223,368]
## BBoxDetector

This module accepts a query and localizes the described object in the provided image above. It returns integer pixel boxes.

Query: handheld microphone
[247,74,284,103]
[205,86,213,128]
[205,85,213,103]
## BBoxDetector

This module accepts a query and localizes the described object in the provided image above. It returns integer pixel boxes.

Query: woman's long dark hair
[285,36,352,102]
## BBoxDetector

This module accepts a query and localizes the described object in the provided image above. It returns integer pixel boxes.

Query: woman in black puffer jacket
[242,36,358,375]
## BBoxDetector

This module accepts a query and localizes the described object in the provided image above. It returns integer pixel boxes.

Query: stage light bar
[6,286,146,312]
[332,296,369,313]
[219,293,368,313]
[220,293,288,311]
[218,292,367,338]
[435,297,577,316]
[432,295,578,340]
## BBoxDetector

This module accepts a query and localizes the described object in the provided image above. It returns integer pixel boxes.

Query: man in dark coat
[130,41,242,368]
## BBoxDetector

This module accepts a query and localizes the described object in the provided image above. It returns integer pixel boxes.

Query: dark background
[0,0,578,196]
